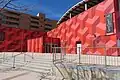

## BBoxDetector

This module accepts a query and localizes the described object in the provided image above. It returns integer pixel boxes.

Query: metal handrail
[0,52,33,68]
[13,52,26,57]
[52,47,75,80]
[12,52,34,68]
[0,52,12,62]
[53,62,65,80]
[52,46,120,80]
[12,52,27,68]
[51,46,120,48]
[53,46,120,66]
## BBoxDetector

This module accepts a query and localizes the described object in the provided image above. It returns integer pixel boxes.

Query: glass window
[0,32,5,41]
[118,0,120,11]
[106,14,114,33]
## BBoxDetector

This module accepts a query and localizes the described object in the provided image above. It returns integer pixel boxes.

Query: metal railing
[79,47,120,67]
[52,47,65,63]
[0,52,34,68]
[0,52,14,62]
[12,52,34,68]
[52,46,120,67]
[52,46,120,80]
[52,47,78,80]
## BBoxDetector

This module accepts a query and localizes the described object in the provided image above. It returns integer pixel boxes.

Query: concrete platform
[0,52,120,80]
[0,52,57,80]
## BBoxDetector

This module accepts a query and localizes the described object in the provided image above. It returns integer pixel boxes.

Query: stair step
[31,61,52,65]
[21,67,50,74]
[0,63,13,67]
[0,64,12,70]
[4,61,25,65]
[0,53,58,80]
[25,65,51,71]
[9,72,41,80]
[27,63,52,67]
[0,71,29,80]
[44,75,56,80]
[34,58,52,62]
[3,61,29,68]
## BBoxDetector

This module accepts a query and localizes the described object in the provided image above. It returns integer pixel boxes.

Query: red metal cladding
[27,39,31,52]
[0,25,45,52]
[47,0,119,56]
[27,36,60,53]
[27,37,44,53]
[43,37,60,45]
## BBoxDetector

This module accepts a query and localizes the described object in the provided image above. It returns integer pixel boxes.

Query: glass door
[45,44,51,53]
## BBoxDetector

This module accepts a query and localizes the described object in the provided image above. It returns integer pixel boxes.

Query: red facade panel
[27,36,60,53]
[47,0,119,55]
[27,37,43,53]
[0,25,45,52]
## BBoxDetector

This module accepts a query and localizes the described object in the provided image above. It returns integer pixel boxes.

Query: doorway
[76,41,81,54]
[44,44,51,53]
[44,43,59,53]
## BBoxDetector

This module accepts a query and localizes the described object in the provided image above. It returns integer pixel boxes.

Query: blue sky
[11,0,81,20]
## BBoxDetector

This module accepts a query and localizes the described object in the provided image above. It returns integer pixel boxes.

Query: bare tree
[0,0,33,13]
[0,0,14,11]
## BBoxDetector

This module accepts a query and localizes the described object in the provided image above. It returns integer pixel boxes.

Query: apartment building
[45,18,57,32]
[0,9,57,31]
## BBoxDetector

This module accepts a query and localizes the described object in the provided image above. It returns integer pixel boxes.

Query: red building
[1,0,120,55]
[0,8,57,52]
[0,25,45,52]
[46,0,120,55]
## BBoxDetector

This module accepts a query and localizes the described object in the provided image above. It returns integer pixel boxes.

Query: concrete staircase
[1,53,120,80]
[0,53,59,80]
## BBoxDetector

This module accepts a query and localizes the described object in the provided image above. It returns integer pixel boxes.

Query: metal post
[12,52,14,57]
[3,52,5,62]
[55,47,56,61]
[13,56,15,68]
[50,43,52,54]
[116,48,118,66]
[52,47,54,62]
[64,47,66,56]
[63,47,66,61]
[60,47,62,61]
[104,47,107,67]
[70,13,72,19]
[79,47,81,65]
[32,52,34,59]
[24,53,26,62]
[85,2,87,10]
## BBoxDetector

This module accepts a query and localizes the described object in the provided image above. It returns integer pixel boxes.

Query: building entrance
[76,41,81,54]
[44,43,58,53]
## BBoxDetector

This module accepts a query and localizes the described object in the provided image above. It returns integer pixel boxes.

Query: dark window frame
[0,32,5,41]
